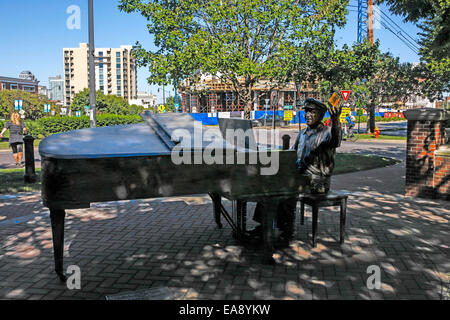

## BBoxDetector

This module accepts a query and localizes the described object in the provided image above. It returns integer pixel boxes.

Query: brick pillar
[404,108,448,199]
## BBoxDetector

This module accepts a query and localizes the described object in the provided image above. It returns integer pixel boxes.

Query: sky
[0,0,422,103]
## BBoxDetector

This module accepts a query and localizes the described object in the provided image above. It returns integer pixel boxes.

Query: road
[0,148,41,169]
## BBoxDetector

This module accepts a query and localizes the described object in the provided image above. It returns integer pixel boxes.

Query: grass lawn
[334,153,400,175]
[0,138,41,149]
[353,134,406,140]
[0,153,399,194]
[0,168,42,194]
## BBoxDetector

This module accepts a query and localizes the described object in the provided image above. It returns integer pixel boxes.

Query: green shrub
[29,114,143,137]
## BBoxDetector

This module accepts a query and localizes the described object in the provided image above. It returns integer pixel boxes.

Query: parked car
[252,114,289,127]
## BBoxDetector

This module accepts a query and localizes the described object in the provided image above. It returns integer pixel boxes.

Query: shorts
[10,142,23,154]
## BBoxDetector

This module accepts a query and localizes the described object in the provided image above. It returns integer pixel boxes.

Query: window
[116,52,121,57]
[117,92,121,96]
[116,64,121,69]
[100,86,104,91]
[99,57,103,62]
[99,52,103,56]
[10,84,18,90]
[117,75,121,79]
[116,58,121,63]
[99,63,103,68]
[117,86,121,91]
[117,80,121,85]
[100,80,104,86]
[24,86,35,92]
[99,75,103,80]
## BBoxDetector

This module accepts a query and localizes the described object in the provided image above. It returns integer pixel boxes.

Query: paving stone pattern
[0,189,448,300]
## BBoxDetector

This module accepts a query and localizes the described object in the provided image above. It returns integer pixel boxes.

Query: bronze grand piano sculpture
[39,112,310,281]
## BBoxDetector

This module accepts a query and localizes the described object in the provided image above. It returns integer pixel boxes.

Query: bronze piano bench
[298,191,348,247]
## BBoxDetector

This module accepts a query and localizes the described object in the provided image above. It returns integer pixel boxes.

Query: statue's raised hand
[327,102,342,121]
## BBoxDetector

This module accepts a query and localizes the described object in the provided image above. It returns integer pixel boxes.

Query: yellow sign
[329,92,340,107]
[158,105,165,113]
[340,107,352,123]
[284,110,293,121]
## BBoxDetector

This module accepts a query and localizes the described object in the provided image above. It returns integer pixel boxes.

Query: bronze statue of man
[250,98,342,247]
[294,98,342,193]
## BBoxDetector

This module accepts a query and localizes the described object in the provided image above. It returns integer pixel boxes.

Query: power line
[349,3,420,46]
[373,11,420,53]
[348,3,420,54]
[377,8,420,46]
[379,20,419,54]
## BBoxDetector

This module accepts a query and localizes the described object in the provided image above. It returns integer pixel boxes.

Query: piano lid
[142,112,258,152]
[39,113,261,160]
[39,123,171,159]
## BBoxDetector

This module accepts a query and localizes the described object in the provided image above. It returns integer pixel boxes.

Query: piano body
[39,112,309,281]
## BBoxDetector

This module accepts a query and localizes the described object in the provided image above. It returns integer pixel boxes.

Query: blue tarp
[189,113,219,125]
[188,110,387,126]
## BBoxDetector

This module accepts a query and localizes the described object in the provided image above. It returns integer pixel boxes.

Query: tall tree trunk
[243,87,252,120]
[368,103,376,133]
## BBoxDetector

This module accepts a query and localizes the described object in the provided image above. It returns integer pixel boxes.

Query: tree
[350,52,418,132]
[0,90,56,120]
[70,89,135,115]
[316,40,381,98]
[314,40,419,132]
[119,0,349,119]
[376,0,449,101]
[376,0,449,60]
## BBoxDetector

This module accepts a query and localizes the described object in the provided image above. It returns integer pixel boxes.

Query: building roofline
[0,76,39,85]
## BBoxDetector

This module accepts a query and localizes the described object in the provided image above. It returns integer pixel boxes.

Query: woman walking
[0,112,28,167]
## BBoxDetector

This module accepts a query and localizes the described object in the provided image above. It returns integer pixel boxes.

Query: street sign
[328,92,340,107]
[76,111,81,117]
[283,105,293,110]
[19,109,25,115]
[340,107,352,123]
[264,98,270,105]
[284,110,293,121]
[44,104,51,113]
[158,105,165,113]
[341,90,350,101]
[14,99,23,110]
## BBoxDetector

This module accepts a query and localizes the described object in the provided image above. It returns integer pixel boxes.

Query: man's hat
[303,98,327,113]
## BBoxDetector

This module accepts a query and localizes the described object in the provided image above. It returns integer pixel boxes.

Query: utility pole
[88,0,97,127]
[368,0,374,44]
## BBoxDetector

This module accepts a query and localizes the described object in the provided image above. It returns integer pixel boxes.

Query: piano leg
[236,200,247,234]
[209,193,222,229]
[261,199,278,265]
[50,208,67,282]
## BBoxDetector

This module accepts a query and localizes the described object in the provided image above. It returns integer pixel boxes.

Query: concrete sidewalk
[0,141,448,300]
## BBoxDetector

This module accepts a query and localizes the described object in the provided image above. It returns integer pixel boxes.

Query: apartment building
[48,75,64,102]
[63,43,137,106]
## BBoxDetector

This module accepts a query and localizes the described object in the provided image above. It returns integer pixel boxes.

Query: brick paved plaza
[0,153,448,300]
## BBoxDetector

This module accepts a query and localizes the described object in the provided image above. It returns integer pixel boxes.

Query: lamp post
[88,0,97,127]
